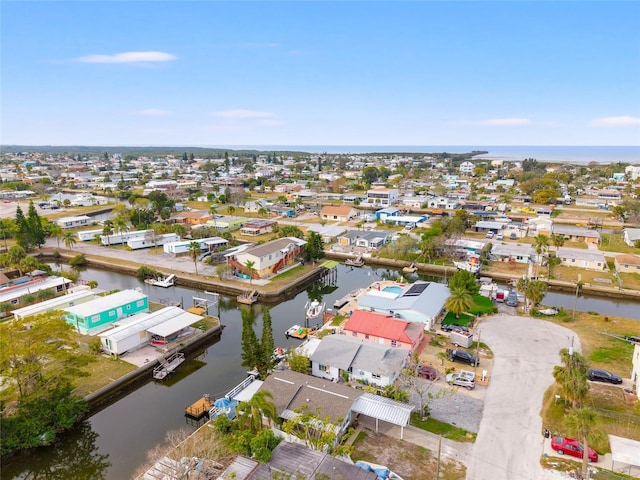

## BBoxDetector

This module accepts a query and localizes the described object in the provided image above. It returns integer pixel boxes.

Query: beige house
[614,254,640,274]
[319,205,360,222]
[557,248,606,271]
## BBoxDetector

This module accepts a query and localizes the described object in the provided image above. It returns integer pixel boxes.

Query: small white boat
[145,273,176,288]
[305,300,325,321]
[345,256,365,267]
[285,325,302,338]
[538,308,558,316]
[354,460,404,480]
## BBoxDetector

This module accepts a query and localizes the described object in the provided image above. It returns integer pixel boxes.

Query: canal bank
[324,252,640,301]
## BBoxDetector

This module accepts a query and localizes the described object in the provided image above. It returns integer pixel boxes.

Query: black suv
[447,348,480,366]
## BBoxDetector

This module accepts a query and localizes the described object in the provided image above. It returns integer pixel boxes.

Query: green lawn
[469,295,498,315]
[442,312,474,326]
[410,413,476,443]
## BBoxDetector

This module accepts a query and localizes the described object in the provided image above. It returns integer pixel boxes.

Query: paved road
[466,315,579,480]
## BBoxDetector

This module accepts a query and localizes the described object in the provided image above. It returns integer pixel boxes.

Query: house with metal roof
[556,247,606,271]
[356,281,450,330]
[12,289,97,320]
[343,310,424,353]
[99,306,203,356]
[227,237,306,279]
[552,225,601,244]
[490,243,535,264]
[0,276,72,308]
[309,334,408,387]
[337,230,393,250]
[64,289,149,335]
[623,228,640,247]
[239,219,278,236]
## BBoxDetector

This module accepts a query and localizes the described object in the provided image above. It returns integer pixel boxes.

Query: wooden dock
[152,352,185,380]
[185,395,214,418]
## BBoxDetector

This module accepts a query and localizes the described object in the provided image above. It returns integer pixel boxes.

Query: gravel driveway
[465,314,580,480]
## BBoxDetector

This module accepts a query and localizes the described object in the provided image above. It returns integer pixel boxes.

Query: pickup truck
[447,348,480,366]
[446,370,476,390]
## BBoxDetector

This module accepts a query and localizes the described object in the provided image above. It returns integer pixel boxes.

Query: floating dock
[185,395,214,419]
[152,352,185,380]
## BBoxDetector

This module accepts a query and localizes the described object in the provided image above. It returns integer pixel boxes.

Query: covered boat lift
[350,392,414,440]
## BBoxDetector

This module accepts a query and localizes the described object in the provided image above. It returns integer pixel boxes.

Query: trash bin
[544,429,550,439]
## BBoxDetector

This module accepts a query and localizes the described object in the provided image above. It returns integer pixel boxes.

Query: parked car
[441,324,469,333]
[446,371,475,390]
[485,231,494,239]
[496,233,504,241]
[447,348,480,366]
[418,366,439,381]
[551,436,598,463]
[506,289,519,307]
[587,368,623,385]
[509,232,518,240]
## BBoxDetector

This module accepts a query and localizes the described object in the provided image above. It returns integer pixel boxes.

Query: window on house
[351,331,357,337]
[91,315,99,323]
[572,259,575,263]
[372,373,381,379]
[319,364,327,372]
[365,334,370,339]
[391,340,398,347]
[137,300,144,307]
[109,310,116,317]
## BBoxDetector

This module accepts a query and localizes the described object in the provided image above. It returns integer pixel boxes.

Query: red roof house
[343,310,424,353]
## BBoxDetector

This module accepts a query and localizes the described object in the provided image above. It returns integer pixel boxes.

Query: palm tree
[188,241,200,275]
[114,217,129,237]
[257,207,268,218]
[533,234,550,277]
[552,348,589,409]
[236,390,277,434]
[445,286,474,319]
[244,260,256,285]
[552,234,565,251]
[102,220,114,247]
[49,223,62,249]
[227,205,236,215]
[62,231,76,250]
[525,280,548,309]
[564,408,604,480]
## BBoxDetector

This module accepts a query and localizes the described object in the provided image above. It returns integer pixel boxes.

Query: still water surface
[4,265,638,479]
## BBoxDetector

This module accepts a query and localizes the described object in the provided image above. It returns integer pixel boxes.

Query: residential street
[466,315,579,480]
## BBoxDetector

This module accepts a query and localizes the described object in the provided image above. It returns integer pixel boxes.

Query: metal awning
[146,311,201,338]
[351,392,414,427]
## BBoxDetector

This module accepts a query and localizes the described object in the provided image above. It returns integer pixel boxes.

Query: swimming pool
[383,286,403,295]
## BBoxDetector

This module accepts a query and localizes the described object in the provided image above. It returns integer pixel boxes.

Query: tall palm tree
[552,234,565,251]
[445,286,474,319]
[552,348,589,409]
[49,223,62,249]
[188,241,200,275]
[533,234,550,277]
[62,231,77,250]
[114,217,129,237]
[564,408,603,480]
[102,220,114,247]
[236,390,277,434]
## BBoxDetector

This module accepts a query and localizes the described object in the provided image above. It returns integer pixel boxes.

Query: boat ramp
[153,351,185,380]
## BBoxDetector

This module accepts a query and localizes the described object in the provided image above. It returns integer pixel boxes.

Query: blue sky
[2,1,639,147]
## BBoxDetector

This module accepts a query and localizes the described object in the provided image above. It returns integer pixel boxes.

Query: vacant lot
[351,430,466,480]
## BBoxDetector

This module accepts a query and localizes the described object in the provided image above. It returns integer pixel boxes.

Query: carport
[351,392,414,440]
[609,435,640,477]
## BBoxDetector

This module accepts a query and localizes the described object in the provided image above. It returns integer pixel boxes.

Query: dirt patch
[351,429,466,480]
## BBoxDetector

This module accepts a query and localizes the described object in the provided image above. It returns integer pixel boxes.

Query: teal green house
[64,289,149,335]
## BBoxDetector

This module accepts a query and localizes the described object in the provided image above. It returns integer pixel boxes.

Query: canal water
[3,265,638,479]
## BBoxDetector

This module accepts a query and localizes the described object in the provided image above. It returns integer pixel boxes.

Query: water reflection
[6,422,111,480]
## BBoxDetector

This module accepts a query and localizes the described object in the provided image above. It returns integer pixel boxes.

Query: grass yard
[73,354,137,397]
[619,272,640,291]
[469,295,498,315]
[599,233,639,254]
[410,413,476,442]
[550,266,616,285]
[442,312,474,326]
[484,260,528,277]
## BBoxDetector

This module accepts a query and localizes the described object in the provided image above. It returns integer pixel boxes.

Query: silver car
[446,371,476,390]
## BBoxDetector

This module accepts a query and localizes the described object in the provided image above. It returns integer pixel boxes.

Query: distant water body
[218,145,639,165]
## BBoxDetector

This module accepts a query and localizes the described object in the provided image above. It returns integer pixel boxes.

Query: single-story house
[356,281,450,330]
[163,237,228,255]
[55,215,92,229]
[490,243,535,264]
[445,237,489,257]
[309,334,408,387]
[239,219,277,236]
[306,224,348,243]
[0,276,72,308]
[64,289,149,335]
[614,254,640,274]
[552,225,601,244]
[383,214,429,227]
[556,247,606,271]
[473,220,507,233]
[375,207,400,221]
[227,237,306,279]
[243,199,269,213]
[12,289,97,320]
[338,230,393,250]
[623,228,640,248]
[204,215,245,231]
[172,210,213,225]
[526,217,553,236]
[319,205,360,222]
[343,309,424,353]
[99,306,203,356]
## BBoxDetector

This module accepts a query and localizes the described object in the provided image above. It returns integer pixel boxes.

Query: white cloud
[590,116,640,127]
[478,118,531,126]
[211,109,275,119]
[75,51,177,63]
[132,109,170,116]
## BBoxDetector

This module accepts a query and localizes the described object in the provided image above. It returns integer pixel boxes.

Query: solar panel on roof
[402,282,429,296]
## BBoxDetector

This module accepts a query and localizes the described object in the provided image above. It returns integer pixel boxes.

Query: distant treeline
[0,145,309,157]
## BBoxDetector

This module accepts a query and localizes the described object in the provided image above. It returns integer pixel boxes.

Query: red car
[551,436,598,463]
[417,366,439,381]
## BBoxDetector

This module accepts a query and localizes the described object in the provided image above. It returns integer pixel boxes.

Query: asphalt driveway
[466,314,580,480]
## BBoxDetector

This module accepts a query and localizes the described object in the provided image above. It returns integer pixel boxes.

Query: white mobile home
[101,229,153,246]
[77,229,104,241]
[11,289,98,320]
[163,237,228,255]
[127,233,180,250]
[56,215,92,229]
[99,306,202,356]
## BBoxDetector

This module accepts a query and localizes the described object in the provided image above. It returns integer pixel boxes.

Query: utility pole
[572,274,582,320]
[474,330,481,378]
[436,434,442,480]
